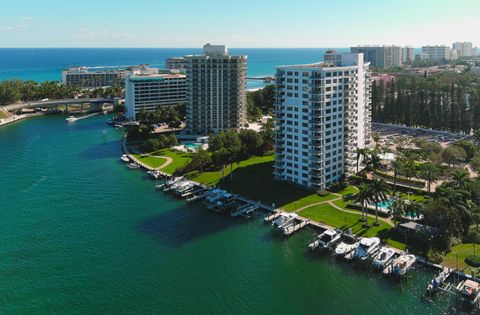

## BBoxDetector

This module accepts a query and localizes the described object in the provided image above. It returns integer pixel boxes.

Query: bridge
[1,98,115,112]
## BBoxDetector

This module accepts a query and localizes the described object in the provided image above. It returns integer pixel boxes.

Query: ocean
[0,48,350,90]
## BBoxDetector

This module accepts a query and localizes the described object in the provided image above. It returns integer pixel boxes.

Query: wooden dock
[283,220,309,236]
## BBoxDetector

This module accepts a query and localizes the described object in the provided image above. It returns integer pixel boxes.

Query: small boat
[427,268,451,295]
[457,279,480,306]
[66,116,78,123]
[354,237,380,261]
[373,247,396,269]
[391,254,416,276]
[309,229,341,251]
[272,213,298,230]
[128,163,140,169]
[335,235,359,259]
[121,154,130,163]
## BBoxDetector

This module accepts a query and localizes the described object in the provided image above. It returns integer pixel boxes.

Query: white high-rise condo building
[421,46,451,61]
[274,51,371,190]
[351,46,406,68]
[453,42,474,58]
[125,70,187,121]
[184,44,247,135]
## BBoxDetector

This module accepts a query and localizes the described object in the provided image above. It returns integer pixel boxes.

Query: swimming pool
[376,198,394,212]
[183,142,202,150]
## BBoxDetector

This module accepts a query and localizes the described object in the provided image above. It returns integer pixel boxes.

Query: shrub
[426,249,444,264]
[317,190,330,197]
[464,230,480,244]
[466,255,480,268]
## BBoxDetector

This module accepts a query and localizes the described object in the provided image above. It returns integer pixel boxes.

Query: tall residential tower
[274,51,371,190]
[184,44,247,135]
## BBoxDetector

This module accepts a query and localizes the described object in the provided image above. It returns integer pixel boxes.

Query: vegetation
[151,149,192,174]
[0,79,123,105]
[132,155,167,169]
[371,75,480,133]
[246,85,274,121]
[282,193,337,212]
[442,243,480,270]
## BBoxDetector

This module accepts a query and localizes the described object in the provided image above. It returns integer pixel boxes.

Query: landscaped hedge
[374,171,425,189]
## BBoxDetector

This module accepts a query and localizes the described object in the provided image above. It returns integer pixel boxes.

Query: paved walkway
[292,192,394,227]
[153,155,173,170]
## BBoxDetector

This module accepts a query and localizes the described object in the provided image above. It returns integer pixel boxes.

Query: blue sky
[1,0,479,48]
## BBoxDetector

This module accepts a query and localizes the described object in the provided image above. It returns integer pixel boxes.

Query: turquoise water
[0,115,462,314]
[377,198,394,212]
[183,142,201,149]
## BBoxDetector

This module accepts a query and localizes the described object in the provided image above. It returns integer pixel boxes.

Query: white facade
[421,46,451,61]
[274,51,371,190]
[184,44,247,135]
[351,45,408,68]
[453,42,474,58]
[125,73,187,120]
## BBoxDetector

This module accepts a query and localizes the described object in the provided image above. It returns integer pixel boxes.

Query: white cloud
[20,16,33,21]
[0,24,29,32]
[73,28,138,42]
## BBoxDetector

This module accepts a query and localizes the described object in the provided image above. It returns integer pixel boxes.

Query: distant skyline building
[62,65,158,89]
[125,70,187,121]
[165,57,187,72]
[421,46,452,61]
[453,42,474,58]
[184,44,247,135]
[273,50,371,190]
[350,45,412,68]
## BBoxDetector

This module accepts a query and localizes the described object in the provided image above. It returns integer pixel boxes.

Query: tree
[353,183,372,224]
[391,197,406,227]
[356,148,369,174]
[418,162,440,195]
[451,168,471,189]
[238,129,263,159]
[442,145,467,167]
[455,140,477,161]
[368,179,390,226]
[391,159,404,195]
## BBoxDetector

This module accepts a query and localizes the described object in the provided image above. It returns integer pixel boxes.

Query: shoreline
[121,136,480,285]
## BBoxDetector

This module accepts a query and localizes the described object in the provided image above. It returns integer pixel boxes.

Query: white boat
[391,254,416,276]
[309,229,341,250]
[165,180,188,191]
[334,235,359,259]
[120,154,130,163]
[372,247,396,269]
[128,163,140,169]
[457,279,480,306]
[66,116,78,123]
[354,237,380,261]
[272,213,298,230]
[175,182,194,195]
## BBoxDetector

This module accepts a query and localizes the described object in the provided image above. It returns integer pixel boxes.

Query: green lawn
[282,193,338,212]
[131,154,167,169]
[442,243,480,270]
[298,204,405,250]
[203,156,314,207]
[337,185,359,196]
[151,149,192,174]
[192,155,274,186]
[399,191,426,202]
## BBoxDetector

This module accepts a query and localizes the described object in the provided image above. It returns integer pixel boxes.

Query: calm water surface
[0,115,462,314]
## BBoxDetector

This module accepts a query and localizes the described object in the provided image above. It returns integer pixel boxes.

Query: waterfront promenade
[0,114,27,127]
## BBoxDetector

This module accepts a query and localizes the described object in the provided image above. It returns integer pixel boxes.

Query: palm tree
[451,168,471,189]
[418,162,440,195]
[353,183,371,223]
[366,153,383,173]
[391,159,404,195]
[368,179,390,226]
[356,148,369,174]
[391,197,406,227]
[474,129,480,144]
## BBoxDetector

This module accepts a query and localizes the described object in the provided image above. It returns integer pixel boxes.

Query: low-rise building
[125,72,187,120]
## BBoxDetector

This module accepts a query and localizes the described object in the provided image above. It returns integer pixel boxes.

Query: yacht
[457,279,480,306]
[354,237,380,261]
[391,254,416,276]
[66,116,78,123]
[128,163,140,169]
[120,154,130,163]
[272,213,298,230]
[372,247,396,269]
[309,229,341,250]
[334,235,359,259]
